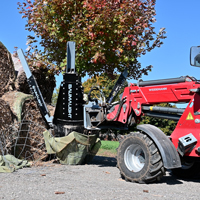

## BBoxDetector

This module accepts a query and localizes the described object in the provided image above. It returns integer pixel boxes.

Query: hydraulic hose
[104,97,126,122]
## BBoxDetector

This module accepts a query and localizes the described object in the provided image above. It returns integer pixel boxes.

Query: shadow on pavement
[167,170,200,184]
[89,155,117,167]
[160,172,183,185]
[152,170,200,185]
[90,156,200,184]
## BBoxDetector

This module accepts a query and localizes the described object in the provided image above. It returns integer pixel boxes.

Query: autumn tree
[83,73,128,101]
[18,0,166,79]
[51,87,59,106]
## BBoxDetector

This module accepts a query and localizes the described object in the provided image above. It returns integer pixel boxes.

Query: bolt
[196,147,200,154]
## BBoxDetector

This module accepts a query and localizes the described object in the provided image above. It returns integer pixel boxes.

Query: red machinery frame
[107,76,200,157]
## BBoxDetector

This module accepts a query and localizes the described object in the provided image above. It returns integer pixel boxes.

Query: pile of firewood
[0,41,55,160]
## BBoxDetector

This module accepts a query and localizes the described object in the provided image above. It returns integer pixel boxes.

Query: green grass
[96,141,119,157]
[100,141,119,150]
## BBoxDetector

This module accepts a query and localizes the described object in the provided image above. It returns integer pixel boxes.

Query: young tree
[18,0,166,79]
[83,73,128,101]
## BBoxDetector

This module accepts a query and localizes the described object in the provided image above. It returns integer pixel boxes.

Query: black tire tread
[117,132,165,183]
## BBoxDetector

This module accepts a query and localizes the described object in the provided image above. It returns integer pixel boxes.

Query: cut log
[0,42,16,97]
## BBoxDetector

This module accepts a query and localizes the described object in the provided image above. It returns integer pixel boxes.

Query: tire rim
[124,144,145,172]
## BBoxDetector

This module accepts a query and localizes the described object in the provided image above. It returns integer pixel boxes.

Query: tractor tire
[171,161,200,178]
[117,132,165,183]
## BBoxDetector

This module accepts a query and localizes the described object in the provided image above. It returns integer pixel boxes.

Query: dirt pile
[0,42,55,160]
[0,42,16,97]
[0,98,14,130]
[15,67,55,104]
[12,53,56,104]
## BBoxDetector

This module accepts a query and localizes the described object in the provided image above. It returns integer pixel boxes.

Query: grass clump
[96,141,119,157]
[100,141,119,150]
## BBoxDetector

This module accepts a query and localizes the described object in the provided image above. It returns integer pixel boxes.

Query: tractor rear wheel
[171,161,200,178]
[117,132,165,183]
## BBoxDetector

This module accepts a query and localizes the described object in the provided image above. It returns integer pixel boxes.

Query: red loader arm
[107,75,200,157]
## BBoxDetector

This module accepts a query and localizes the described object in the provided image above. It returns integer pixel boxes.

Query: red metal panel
[132,81,200,104]
[171,94,200,157]
[106,87,131,123]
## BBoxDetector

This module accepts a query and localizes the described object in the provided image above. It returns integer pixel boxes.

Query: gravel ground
[0,156,200,200]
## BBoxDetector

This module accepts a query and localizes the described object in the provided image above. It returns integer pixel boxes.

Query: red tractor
[107,46,200,183]
[18,43,200,183]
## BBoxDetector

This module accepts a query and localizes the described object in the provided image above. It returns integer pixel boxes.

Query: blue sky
[1,1,200,89]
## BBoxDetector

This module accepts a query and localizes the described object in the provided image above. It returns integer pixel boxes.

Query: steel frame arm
[17,49,52,128]
[106,68,128,104]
